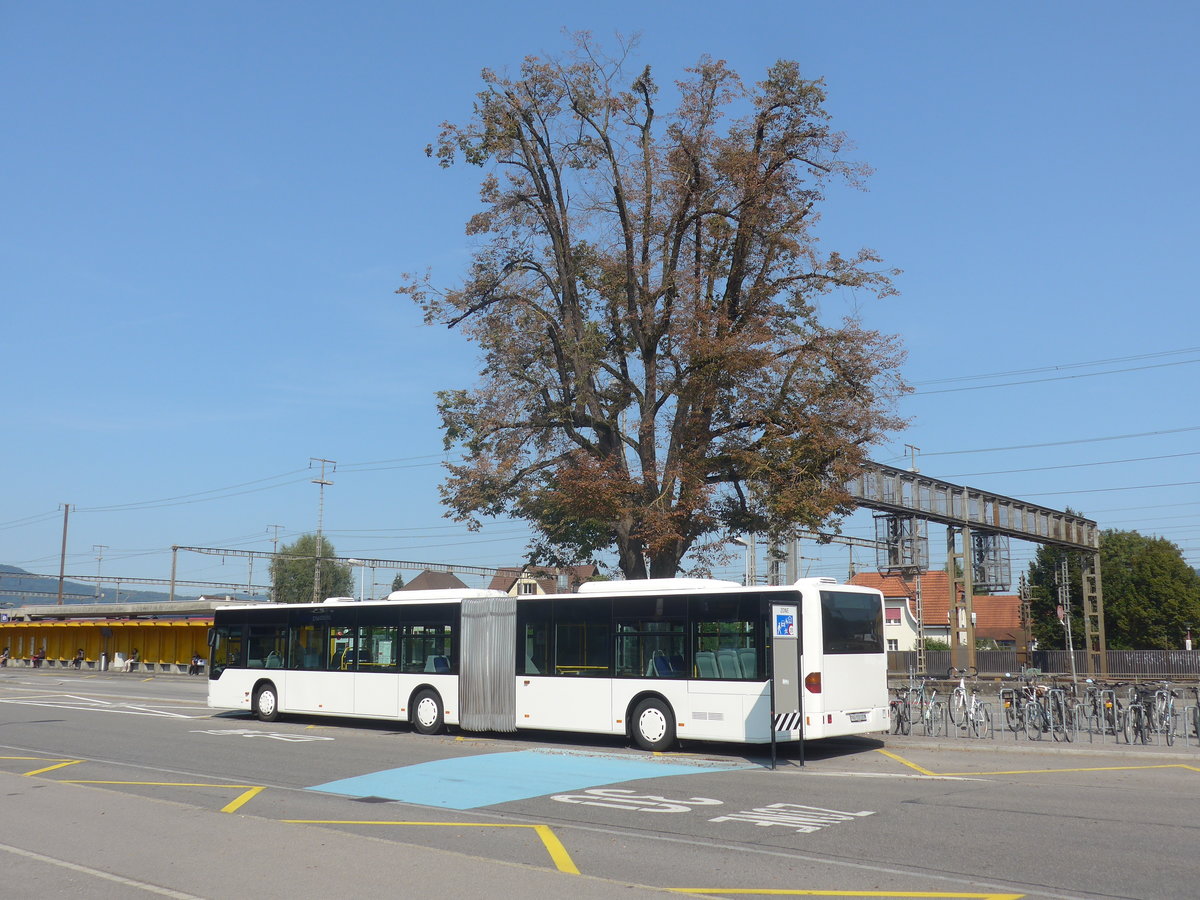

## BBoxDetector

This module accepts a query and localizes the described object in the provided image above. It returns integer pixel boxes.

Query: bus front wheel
[253,683,279,722]
[412,688,445,735]
[632,698,676,752]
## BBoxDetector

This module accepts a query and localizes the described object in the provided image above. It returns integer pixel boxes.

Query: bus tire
[411,688,445,735]
[631,697,675,752]
[253,683,279,722]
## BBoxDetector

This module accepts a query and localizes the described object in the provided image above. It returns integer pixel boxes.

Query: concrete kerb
[881,729,1200,761]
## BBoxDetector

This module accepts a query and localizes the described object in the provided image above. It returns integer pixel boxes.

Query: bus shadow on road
[208,707,886,769]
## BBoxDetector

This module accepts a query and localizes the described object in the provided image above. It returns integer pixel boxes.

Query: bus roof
[577,577,742,594]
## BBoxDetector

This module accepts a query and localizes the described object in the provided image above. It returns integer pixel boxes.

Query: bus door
[770,602,803,736]
[459,596,518,733]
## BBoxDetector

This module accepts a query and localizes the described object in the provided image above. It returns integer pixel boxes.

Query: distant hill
[0,563,234,607]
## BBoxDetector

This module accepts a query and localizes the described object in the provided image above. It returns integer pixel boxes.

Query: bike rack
[920,700,947,737]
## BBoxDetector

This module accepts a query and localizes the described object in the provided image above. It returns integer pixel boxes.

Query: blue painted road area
[309,749,755,810]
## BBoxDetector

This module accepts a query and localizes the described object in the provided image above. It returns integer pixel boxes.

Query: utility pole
[267,525,285,602]
[904,444,920,473]
[1058,556,1078,684]
[309,459,335,605]
[268,525,285,555]
[93,545,108,601]
[56,503,72,605]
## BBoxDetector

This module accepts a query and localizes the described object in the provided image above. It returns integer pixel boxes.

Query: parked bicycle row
[888,667,1200,748]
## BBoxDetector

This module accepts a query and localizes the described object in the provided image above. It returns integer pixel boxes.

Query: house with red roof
[487,565,599,596]
[849,571,1024,651]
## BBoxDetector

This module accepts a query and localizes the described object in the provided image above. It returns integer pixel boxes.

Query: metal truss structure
[848,461,1104,675]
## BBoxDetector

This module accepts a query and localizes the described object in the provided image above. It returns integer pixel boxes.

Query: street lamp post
[733,535,757,586]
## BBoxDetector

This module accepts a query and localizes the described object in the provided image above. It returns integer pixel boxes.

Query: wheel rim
[416,696,439,729]
[639,707,668,744]
[258,690,275,717]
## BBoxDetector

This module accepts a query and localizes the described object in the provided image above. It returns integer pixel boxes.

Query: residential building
[849,571,1025,651]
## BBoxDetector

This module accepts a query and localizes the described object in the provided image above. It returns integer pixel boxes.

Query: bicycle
[1123,685,1154,745]
[908,677,945,736]
[1082,679,1122,737]
[1187,683,1200,743]
[947,666,977,727]
[1001,668,1045,734]
[1148,680,1178,746]
[889,687,912,735]
[948,666,991,738]
[1024,685,1074,742]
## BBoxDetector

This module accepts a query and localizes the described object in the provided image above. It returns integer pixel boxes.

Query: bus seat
[736,648,756,678]
[646,649,666,677]
[653,654,676,678]
[716,649,743,679]
[424,656,450,674]
[668,654,685,676]
[265,652,282,669]
[695,651,719,679]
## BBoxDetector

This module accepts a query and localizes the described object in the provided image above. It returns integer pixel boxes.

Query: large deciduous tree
[269,534,353,604]
[1027,529,1200,650]
[400,37,908,578]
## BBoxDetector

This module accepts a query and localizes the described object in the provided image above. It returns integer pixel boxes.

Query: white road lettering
[709,802,874,833]
[551,788,723,813]
[0,696,195,717]
[191,728,334,742]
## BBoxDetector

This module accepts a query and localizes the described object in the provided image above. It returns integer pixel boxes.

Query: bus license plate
[848,712,868,723]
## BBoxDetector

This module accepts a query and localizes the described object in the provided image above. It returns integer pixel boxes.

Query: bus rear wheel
[253,683,279,722]
[412,688,445,735]
[632,698,676,752]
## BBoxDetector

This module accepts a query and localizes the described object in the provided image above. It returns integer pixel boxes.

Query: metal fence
[889,649,1200,680]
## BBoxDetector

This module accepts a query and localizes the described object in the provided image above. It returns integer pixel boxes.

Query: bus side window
[553,597,611,677]
[516,600,551,676]
[289,623,328,670]
[692,595,760,680]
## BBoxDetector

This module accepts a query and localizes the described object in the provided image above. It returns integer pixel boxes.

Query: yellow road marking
[60,779,269,813]
[874,749,938,775]
[531,824,580,875]
[22,760,82,776]
[63,780,258,787]
[221,786,266,813]
[1,756,72,760]
[940,764,1200,776]
[282,819,580,874]
[876,749,1200,778]
[670,891,1023,898]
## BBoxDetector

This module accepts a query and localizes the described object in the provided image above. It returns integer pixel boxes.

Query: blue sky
[3,1,1197,597]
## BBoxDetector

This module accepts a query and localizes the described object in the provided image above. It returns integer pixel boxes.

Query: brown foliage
[398,35,908,579]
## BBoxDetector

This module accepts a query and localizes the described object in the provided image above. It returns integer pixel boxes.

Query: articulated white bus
[207,577,887,750]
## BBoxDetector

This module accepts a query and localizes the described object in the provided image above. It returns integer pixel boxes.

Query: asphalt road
[1,668,1197,899]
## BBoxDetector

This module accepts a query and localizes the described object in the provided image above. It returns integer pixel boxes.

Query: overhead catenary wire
[912,346,1200,386]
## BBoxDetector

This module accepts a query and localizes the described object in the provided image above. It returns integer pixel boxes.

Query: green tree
[1027,528,1200,650]
[390,573,405,592]
[400,36,907,579]
[269,534,353,604]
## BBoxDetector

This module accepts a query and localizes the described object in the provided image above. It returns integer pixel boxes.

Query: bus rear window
[820,591,884,654]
